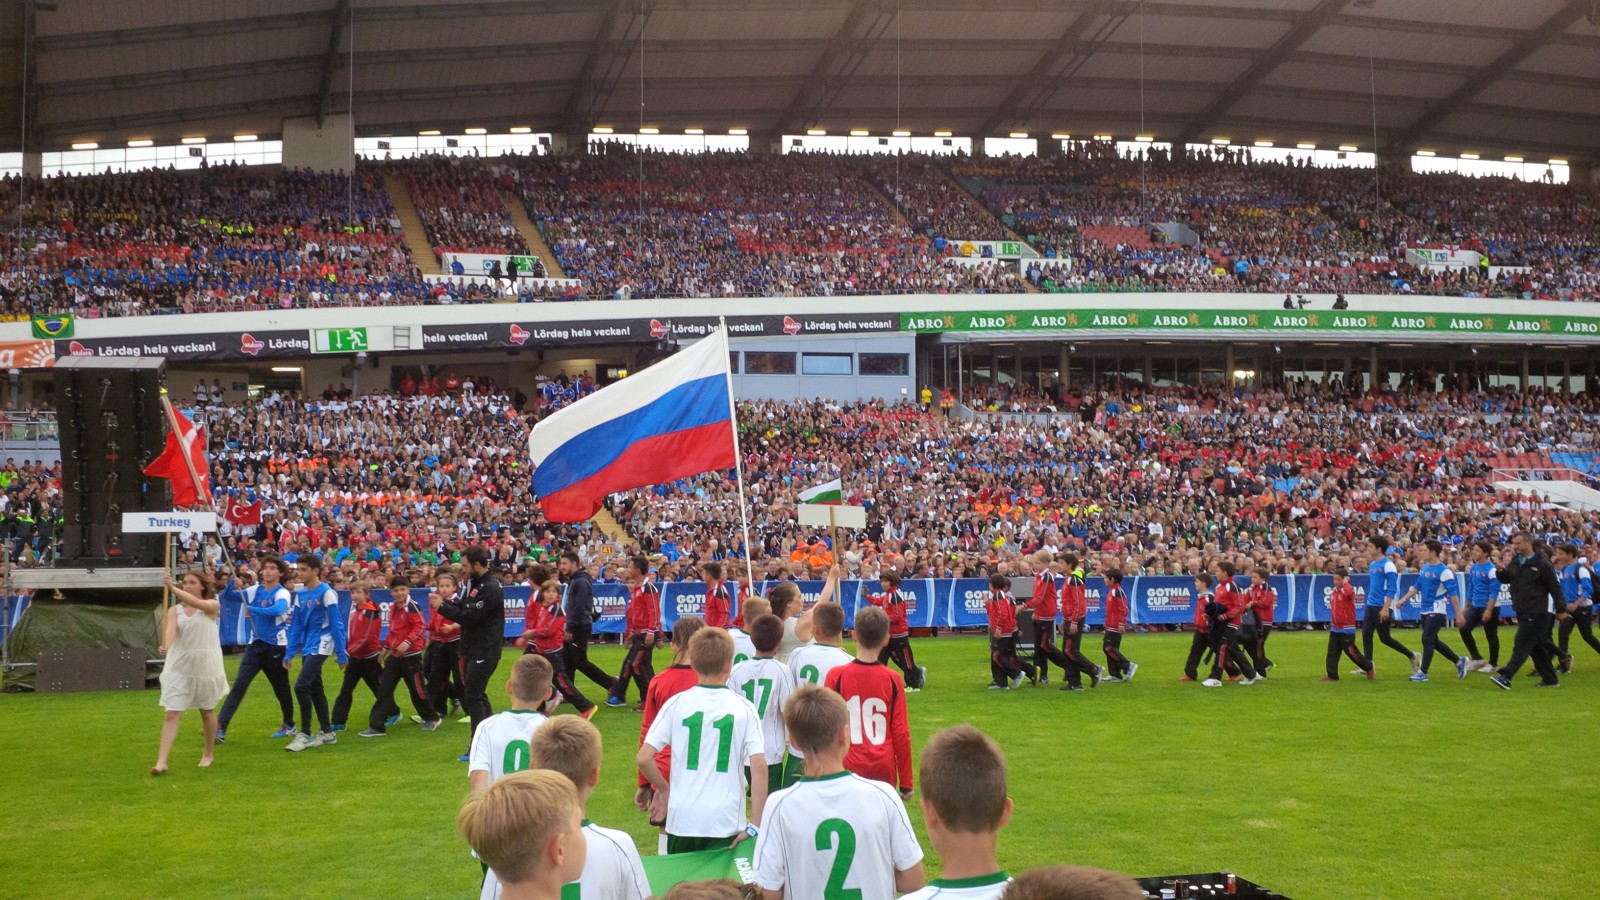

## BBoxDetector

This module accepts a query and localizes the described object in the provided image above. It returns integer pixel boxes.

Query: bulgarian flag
[798,477,843,505]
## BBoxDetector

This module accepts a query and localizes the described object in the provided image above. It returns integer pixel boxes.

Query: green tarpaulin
[3,597,163,692]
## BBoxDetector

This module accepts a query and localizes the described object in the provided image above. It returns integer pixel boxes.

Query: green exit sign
[313,327,369,353]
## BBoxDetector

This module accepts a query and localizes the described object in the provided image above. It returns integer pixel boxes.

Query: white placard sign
[797,504,867,529]
[122,512,219,534]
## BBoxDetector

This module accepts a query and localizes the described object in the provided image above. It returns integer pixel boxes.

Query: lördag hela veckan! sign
[901,309,1600,336]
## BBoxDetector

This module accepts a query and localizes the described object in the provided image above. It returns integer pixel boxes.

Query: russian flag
[529,325,737,522]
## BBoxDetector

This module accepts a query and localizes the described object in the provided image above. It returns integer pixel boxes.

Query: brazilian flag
[31,314,74,339]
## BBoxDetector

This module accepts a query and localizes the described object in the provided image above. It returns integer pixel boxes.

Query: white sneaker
[1350,669,1367,676]
[312,731,337,746]
[1008,674,1024,690]
[1201,678,1223,687]
[1125,662,1140,682]
[1100,675,1123,683]
[1240,675,1261,685]
[285,733,314,752]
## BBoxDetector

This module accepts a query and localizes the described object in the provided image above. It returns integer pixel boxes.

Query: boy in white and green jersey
[727,614,797,796]
[754,685,925,900]
[638,628,769,855]
[468,655,554,793]
[898,725,1015,900]
[781,603,852,786]
[524,716,652,900]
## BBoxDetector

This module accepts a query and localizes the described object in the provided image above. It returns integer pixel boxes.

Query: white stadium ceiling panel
[1301,24,1511,67]
[1260,61,1466,100]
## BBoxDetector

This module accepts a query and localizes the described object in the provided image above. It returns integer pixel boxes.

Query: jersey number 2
[815,818,862,900]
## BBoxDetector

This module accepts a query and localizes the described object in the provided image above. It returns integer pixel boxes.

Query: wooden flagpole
[717,318,757,599]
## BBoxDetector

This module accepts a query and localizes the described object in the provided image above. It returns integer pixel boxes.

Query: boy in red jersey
[607,555,661,709]
[867,571,926,690]
[702,561,733,629]
[1057,554,1103,691]
[359,575,440,736]
[637,616,707,854]
[1202,562,1260,687]
[523,576,596,718]
[984,573,1036,689]
[1099,569,1137,682]
[1322,569,1374,681]
[824,606,913,797]
[1245,566,1277,677]
[1022,551,1071,684]
[331,581,386,731]
[1182,573,1215,682]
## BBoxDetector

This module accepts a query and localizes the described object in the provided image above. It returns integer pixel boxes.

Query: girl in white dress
[153,569,229,775]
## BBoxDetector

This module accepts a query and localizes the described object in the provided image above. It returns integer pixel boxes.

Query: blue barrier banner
[205,574,1523,647]
[2,593,28,643]
[1130,576,1194,626]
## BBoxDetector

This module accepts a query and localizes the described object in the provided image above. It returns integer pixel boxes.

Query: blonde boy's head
[530,715,603,797]
[783,685,849,756]
[508,654,554,705]
[456,769,585,888]
[689,628,735,678]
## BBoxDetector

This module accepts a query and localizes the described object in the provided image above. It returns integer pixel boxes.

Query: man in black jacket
[558,550,617,694]
[431,545,504,759]
[1491,533,1569,690]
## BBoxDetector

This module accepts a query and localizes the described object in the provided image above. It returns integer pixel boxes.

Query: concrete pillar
[1038,136,1064,159]
[1059,344,1071,389]
[1567,160,1594,187]
[281,113,354,172]
[747,132,782,155]
[1521,349,1530,392]
[1225,344,1235,386]
[20,152,41,177]
[1369,345,1379,392]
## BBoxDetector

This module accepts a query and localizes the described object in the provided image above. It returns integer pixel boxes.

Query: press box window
[859,353,909,376]
[744,351,796,374]
[801,353,853,376]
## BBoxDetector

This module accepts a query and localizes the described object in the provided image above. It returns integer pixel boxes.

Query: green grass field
[2,631,1594,899]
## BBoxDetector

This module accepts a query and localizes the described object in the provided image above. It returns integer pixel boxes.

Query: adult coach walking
[431,545,504,760]
[558,551,617,695]
[1490,533,1567,690]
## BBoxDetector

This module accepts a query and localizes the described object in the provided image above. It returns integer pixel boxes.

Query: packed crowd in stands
[389,156,530,261]
[1,146,1595,319]
[612,380,1600,586]
[510,148,1025,299]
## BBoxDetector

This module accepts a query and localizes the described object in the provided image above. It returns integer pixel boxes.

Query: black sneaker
[1558,655,1573,675]
[1060,684,1085,692]
[1089,668,1102,688]
[1489,674,1512,691]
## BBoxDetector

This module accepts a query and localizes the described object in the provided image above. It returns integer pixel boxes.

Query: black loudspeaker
[55,357,169,568]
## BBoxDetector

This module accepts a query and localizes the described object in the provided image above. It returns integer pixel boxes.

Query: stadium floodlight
[1550,158,1568,165]
[418,129,441,136]
[1135,135,1154,142]
[1009,131,1029,139]
[1460,152,1479,159]
[233,134,258,142]
[1211,136,1230,144]
[1338,144,1358,152]
[892,130,911,137]
[127,139,153,147]
[807,129,827,135]
[934,130,953,137]
[1415,149,1435,156]
[464,128,487,135]
[1051,133,1071,140]
[271,366,303,373]
[1505,155,1523,162]
[1093,134,1113,141]
[592,126,614,134]
[851,129,870,136]
[639,127,660,135]
[1296,142,1316,150]
[1254,140,1273,147]
[181,136,207,144]
[70,141,98,150]
[685,128,705,135]
[509,126,532,134]
[728,128,749,135]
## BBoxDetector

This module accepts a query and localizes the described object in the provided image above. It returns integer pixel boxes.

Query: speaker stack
[54,357,169,568]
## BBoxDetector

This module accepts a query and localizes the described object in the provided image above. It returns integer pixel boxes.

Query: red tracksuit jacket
[1104,587,1129,633]
[1026,571,1059,621]
[1248,583,1277,625]
[868,590,912,637]
[384,596,428,657]
[825,659,913,791]
[1061,572,1088,621]
[703,581,732,629]
[1216,578,1247,627]
[347,600,384,659]
[626,578,662,638]
[1329,583,1359,631]
[639,664,700,787]
[986,591,1019,636]
[526,601,566,655]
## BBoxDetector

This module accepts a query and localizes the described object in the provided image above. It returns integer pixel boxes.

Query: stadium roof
[3,0,1597,162]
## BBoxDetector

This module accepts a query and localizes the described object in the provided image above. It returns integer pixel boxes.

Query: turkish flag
[223,498,262,526]
[144,408,211,508]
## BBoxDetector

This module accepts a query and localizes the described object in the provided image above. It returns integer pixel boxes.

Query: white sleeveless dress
[158,608,230,712]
